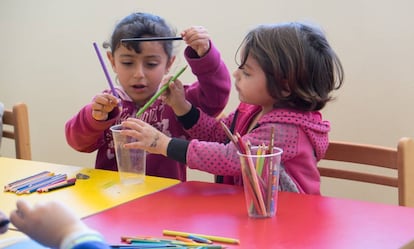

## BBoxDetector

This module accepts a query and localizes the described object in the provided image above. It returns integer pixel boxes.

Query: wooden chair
[319,138,414,207]
[2,102,31,160]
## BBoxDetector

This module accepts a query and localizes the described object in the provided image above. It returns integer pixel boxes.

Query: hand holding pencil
[160,70,193,116]
[136,65,188,117]
[91,93,120,121]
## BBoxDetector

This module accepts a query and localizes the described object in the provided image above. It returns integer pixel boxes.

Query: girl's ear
[165,56,176,74]
[106,51,116,72]
[281,79,291,97]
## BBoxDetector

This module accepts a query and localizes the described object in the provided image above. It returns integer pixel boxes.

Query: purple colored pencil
[93,42,119,98]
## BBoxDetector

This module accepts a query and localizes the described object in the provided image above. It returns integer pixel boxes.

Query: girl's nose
[133,64,145,78]
[232,69,239,80]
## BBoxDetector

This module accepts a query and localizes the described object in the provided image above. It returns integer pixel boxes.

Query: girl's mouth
[132,84,146,89]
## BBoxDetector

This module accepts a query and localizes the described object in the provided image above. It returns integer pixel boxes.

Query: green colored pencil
[136,65,188,117]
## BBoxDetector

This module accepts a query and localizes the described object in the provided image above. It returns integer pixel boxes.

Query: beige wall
[1,1,413,204]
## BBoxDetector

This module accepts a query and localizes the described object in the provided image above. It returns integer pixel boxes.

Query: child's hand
[120,118,171,156]
[10,200,94,249]
[160,77,192,116]
[181,26,210,57]
[91,93,119,121]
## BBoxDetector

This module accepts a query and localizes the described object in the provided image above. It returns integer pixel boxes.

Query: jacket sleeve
[183,108,235,142]
[183,110,242,176]
[72,241,110,249]
[185,121,287,177]
[183,41,231,117]
[65,104,119,152]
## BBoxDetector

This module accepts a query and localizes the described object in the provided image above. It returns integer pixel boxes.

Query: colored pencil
[9,172,55,192]
[237,135,266,215]
[219,121,240,151]
[163,230,240,244]
[136,65,188,117]
[240,157,262,214]
[16,174,67,194]
[120,235,225,248]
[4,171,50,190]
[38,178,77,193]
[4,171,52,192]
[93,42,119,98]
[266,126,276,213]
[186,234,212,244]
[121,37,183,42]
[111,243,177,248]
[255,144,264,174]
[175,236,194,243]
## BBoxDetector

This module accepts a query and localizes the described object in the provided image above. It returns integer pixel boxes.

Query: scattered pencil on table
[136,65,188,117]
[3,171,76,194]
[120,234,228,248]
[37,178,77,192]
[163,230,240,245]
[3,170,49,190]
[112,245,224,249]
[4,171,55,192]
[121,36,183,42]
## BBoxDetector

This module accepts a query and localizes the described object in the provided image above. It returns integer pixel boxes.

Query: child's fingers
[10,200,31,229]
[172,79,184,89]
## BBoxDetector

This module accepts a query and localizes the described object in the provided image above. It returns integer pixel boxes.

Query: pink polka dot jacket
[185,103,330,194]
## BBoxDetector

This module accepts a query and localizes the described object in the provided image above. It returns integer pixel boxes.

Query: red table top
[83,181,414,249]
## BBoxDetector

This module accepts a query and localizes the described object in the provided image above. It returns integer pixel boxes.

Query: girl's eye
[121,61,133,66]
[238,65,250,76]
[242,71,250,77]
[145,62,159,68]
[240,69,250,77]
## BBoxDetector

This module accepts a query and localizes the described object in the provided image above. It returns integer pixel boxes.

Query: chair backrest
[2,102,31,160]
[318,138,414,207]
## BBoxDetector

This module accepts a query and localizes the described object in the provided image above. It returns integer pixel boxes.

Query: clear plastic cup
[238,146,283,218]
[110,124,146,185]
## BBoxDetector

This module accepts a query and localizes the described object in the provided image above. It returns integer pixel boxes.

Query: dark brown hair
[104,12,176,60]
[236,22,344,111]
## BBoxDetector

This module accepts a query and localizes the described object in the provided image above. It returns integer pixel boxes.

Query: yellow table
[0,157,179,217]
[0,157,180,247]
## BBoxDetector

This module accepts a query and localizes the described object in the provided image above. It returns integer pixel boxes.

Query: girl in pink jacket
[120,22,344,194]
[65,13,231,181]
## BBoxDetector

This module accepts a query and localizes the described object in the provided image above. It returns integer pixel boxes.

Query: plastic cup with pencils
[237,145,283,218]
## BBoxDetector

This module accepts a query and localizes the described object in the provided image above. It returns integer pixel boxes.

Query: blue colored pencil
[11,173,55,192]
[16,174,67,194]
[4,171,51,191]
